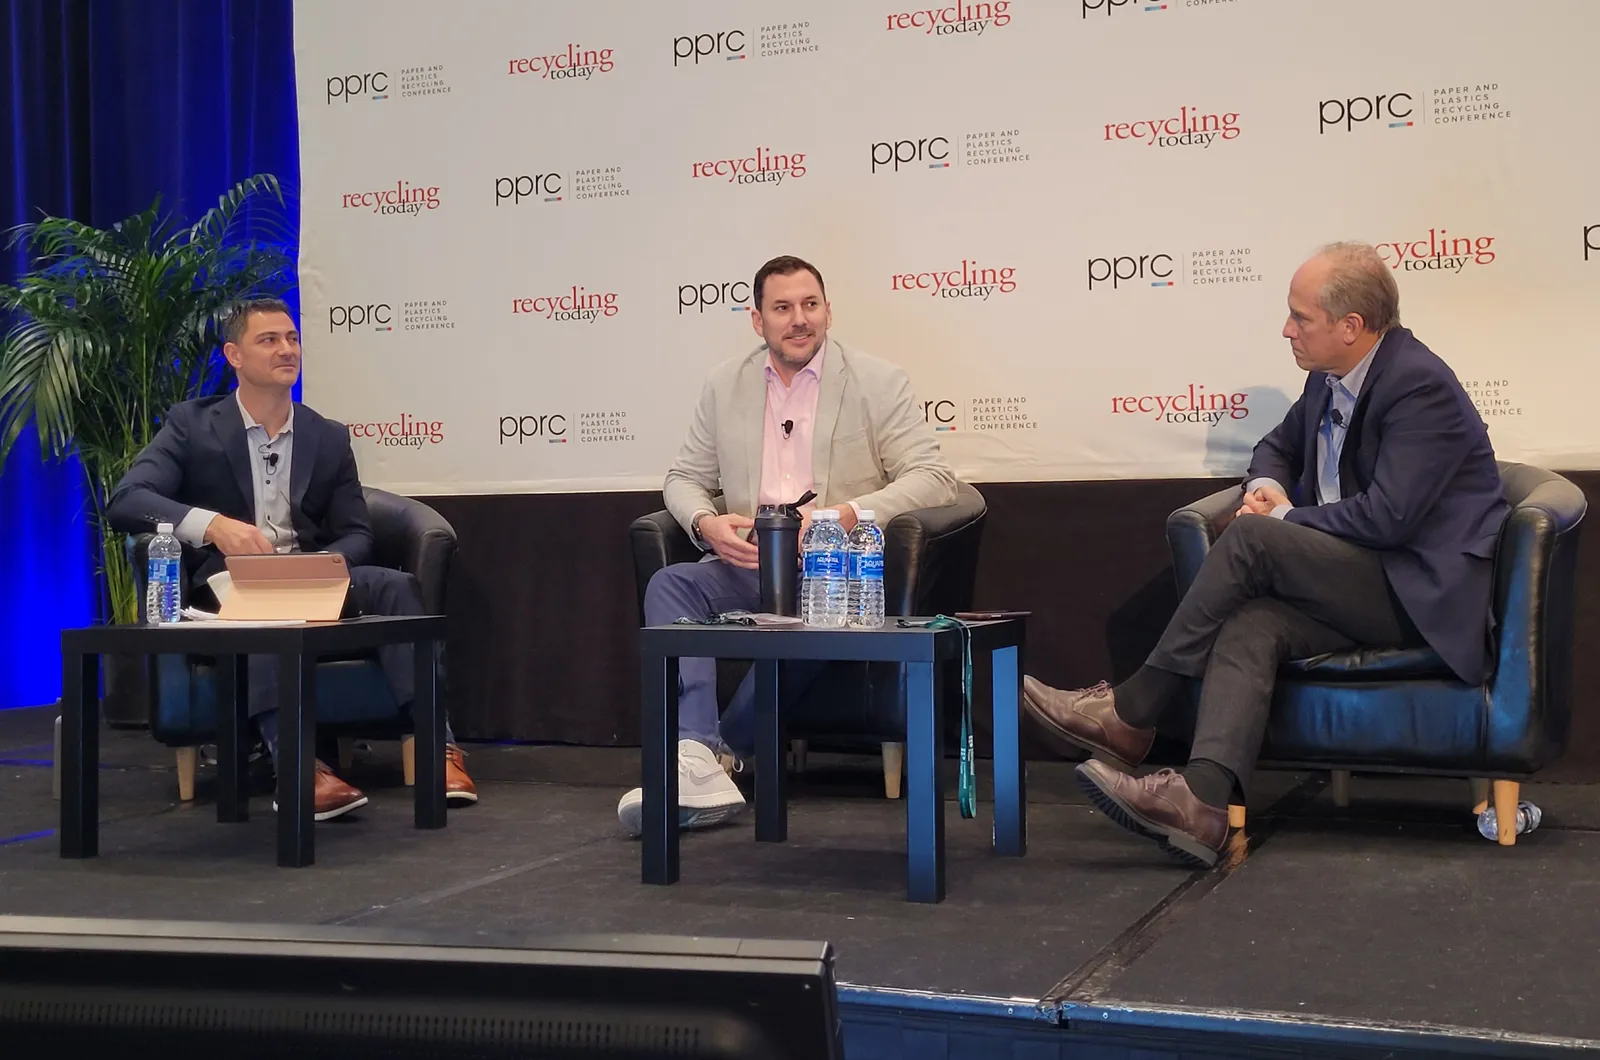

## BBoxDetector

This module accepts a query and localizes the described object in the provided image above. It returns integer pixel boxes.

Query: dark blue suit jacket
[1245,327,1508,684]
[107,395,373,585]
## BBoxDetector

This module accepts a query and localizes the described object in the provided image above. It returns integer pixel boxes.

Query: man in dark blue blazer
[1022,243,1508,866]
[108,298,478,820]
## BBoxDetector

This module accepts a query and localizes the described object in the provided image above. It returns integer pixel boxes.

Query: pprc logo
[921,398,959,431]
[673,28,746,65]
[499,414,568,444]
[326,71,387,103]
[1087,253,1176,290]
[329,303,392,332]
[495,173,564,205]
[871,136,950,173]
[870,130,1030,173]
[1584,224,1599,261]
[678,281,751,314]
[1082,0,1163,15]
[1318,92,1414,134]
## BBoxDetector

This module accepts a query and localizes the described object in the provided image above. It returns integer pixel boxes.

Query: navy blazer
[107,395,374,583]
[1246,327,1508,684]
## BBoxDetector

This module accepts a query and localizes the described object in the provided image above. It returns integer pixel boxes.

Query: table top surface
[640,616,1015,633]
[638,616,1023,662]
[61,614,443,653]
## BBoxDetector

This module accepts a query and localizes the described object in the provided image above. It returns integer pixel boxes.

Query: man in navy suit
[1022,243,1508,866]
[108,298,478,820]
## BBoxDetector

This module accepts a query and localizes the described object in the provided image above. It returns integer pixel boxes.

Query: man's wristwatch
[691,511,714,547]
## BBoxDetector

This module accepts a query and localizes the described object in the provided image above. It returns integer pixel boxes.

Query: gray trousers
[1147,515,1422,789]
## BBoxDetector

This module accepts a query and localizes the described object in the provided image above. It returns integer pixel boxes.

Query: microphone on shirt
[782,419,794,438]
[1330,408,1346,428]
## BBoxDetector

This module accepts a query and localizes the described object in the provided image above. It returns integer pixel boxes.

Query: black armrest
[1484,465,1587,769]
[363,487,458,615]
[629,510,704,617]
[883,482,987,616]
[1165,482,1243,597]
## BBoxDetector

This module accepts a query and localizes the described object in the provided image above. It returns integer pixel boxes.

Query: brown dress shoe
[445,744,478,804]
[1022,676,1154,769]
[1076,759,1228,868]
[273,760,368,821]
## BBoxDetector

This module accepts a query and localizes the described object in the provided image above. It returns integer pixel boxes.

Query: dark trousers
[247,565,454,746]
[642,556,822,758]
[1147,515,1422,789]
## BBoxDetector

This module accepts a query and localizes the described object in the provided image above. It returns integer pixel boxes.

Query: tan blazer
[663,338,957,537]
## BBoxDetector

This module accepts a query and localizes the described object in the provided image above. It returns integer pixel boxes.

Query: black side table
[638,618,1026,903]
[59,615,447,868]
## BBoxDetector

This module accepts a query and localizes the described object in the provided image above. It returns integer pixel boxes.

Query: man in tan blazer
[617,255,956,836]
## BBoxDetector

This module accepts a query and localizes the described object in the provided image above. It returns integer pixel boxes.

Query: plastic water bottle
[145,523,182,625]
[800,510,849,628]
[847,510,886,629]
[1477,801,1542,841]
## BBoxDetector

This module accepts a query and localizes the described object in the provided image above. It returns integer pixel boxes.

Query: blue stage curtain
[0,0,299,709]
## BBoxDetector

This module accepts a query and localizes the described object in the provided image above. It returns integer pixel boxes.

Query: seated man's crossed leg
[1023,515,1422,866]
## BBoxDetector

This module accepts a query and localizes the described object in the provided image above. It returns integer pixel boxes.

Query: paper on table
[181,607,306,627]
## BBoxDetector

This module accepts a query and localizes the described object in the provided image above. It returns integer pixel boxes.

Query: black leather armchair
[628,483,987,796]
[120,487,457,800]
[1165,462,1585,844]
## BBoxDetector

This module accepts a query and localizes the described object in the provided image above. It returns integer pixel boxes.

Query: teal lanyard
[923,615,976,819]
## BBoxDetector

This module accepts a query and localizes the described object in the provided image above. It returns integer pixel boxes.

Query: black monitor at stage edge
[0,915,842,1060]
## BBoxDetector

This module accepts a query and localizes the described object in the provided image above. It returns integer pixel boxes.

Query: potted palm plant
[0,173,294,721]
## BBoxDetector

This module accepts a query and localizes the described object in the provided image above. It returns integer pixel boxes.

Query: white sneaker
[618,739,746,837]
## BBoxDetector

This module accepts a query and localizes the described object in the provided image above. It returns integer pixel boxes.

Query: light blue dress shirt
[1250,335,1383,516]
[175,391,297,551]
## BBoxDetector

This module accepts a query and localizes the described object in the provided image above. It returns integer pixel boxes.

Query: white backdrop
[292,0,1600,496]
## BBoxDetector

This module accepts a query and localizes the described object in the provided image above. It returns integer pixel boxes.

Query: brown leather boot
[1022,676,1155,769]
[1076,760,1228,868]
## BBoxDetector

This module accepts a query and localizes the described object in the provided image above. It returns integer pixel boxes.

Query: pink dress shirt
[758,345,823,512]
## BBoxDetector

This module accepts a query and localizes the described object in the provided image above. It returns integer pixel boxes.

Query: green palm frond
[0,173,294,623]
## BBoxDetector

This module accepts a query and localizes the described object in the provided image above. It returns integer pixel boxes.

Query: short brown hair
[1314,243,1400,333]
[223,297,294,345]
[752,256,825,311]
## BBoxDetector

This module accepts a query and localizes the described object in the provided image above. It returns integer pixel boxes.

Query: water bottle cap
[815,509,839,520]
[157,523,175,534]
[856,510,874,522]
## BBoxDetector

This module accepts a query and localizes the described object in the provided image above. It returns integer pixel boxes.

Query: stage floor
[2,704,1597,1057]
